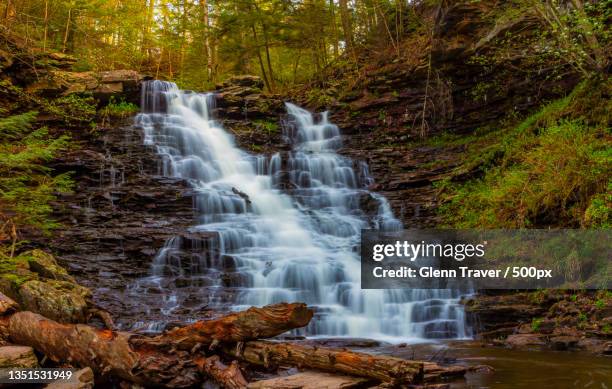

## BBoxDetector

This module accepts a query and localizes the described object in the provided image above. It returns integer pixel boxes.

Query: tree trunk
[62,9,71,53]
[251,24,271,92]
[201,0,214,82]
[142,302,312,350]
[221,340,424,385]
[42,0,48,51]
[338,0,354,58]
[194,355,248,389]
[329,0,339,57]
[1,311,201,387]
[0,299,311,388]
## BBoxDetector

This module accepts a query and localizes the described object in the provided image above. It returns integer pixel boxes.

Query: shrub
[100,97,139,118]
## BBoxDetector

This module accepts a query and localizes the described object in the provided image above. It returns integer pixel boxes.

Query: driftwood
[0,292,475,388]
[221,340,424,385]
[0,298,312,388]
[147,302,313,350]
[1,310,200,387]
[195,355,249,389]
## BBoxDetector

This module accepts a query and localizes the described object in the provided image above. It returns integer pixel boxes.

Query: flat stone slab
[0,345,39,368]
[247,371,370,389]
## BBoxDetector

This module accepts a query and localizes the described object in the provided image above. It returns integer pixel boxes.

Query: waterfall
[130,80,468,342]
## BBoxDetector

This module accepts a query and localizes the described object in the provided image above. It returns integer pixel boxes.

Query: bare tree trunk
[339,0,355,58]
[42,0,48,51]
[221,340,424,385]
[1,311,201,387]
[251,24,271,92]
[329,0,339,57]
[201,0,214,82]
[62,9,71,53]
[141,302,312,351]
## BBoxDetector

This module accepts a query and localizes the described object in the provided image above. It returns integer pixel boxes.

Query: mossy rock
[0,250,92,323]
[18,279,90,323]
[24,249,75,283]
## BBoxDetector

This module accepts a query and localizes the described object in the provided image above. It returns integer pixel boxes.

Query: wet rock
[45,367,94,389]
[549,336,579,351]
[0,345,39,368]
[505,334,546,348]
[577,338,606,354]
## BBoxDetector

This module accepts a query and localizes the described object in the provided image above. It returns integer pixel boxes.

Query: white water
[131,80,468,341]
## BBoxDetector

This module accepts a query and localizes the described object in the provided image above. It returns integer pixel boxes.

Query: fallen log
[194,355,248,389]
[2,311,200,387]
[143,302,313,351]
[0,298,312,388]
[221,340,424,386]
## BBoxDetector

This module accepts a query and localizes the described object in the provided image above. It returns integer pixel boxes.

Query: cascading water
[130,80,468,341]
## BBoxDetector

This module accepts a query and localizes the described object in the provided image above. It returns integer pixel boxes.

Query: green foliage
[0,112,73,233]
[253,119,279,135]
[0,81,95,125]
[100,97,139,118]
[49,95,97,124]
[439,79,611,228]
[531,317,543,332]
[305,88,334,107]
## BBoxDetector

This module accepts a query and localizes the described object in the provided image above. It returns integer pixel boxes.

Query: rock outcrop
[0,30,146,106]
[0,250,93,323]
[26,68,145,104]
[464,291,612,355]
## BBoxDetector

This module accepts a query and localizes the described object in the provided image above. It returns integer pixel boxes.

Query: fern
[0,112,73,233]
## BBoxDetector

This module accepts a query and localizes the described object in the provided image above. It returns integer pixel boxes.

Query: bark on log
[145,302,312,351]
[1,311,200,387]
[194,355,248,389]
[221,341,424,385]
[0,300,313,388]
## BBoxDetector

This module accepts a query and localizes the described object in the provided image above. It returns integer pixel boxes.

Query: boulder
[45,367,94,389]
[247,371,370,389]
[25,69,145,104]
[549,336,579,351]
[18,279,91,323]
[0,345,38,368]
[505,334,546,348]
[26,249,76,283]
[218,75,264,89]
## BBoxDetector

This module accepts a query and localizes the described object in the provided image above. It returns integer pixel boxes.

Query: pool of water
[365,340,612,388]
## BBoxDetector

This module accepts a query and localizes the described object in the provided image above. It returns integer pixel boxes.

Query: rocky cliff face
[43,119,197,326]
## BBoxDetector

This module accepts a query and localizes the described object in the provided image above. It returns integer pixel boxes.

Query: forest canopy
[2,0,421,90]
